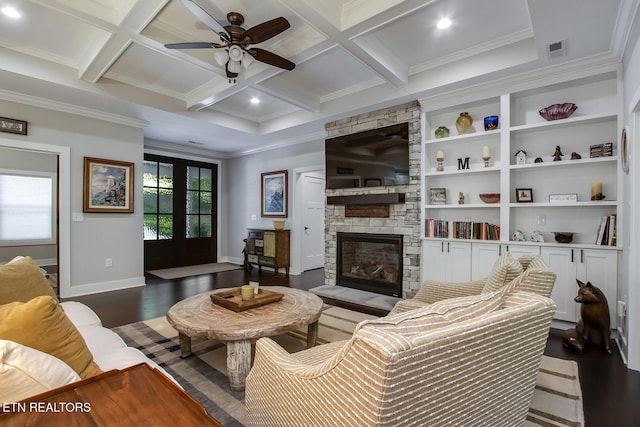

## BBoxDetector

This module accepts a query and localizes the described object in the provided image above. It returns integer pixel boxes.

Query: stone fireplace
[324,101,421,298]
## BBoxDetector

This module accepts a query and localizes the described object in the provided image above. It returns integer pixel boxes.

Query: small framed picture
[549,194,578,203]
[0,117,27,135]
[430,188,446,205]
[515,188,533,203]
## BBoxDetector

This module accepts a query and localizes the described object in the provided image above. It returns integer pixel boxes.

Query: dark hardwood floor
[65,268,639,427]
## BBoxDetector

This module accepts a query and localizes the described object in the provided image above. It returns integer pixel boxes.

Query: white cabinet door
[471,242,500,280]
[541,247,618,324]
[541,247,578,322]
[576,249,618,324]
[422,240,447,282]
[446,241,472,282]
[422,240,471,283]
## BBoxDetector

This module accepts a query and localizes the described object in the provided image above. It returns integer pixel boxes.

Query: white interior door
[300,172,325,271]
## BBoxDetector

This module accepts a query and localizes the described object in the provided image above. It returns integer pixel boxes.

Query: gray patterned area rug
[112,307,584,427]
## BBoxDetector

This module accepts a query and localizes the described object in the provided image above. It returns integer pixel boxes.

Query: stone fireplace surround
[323,101,422,300]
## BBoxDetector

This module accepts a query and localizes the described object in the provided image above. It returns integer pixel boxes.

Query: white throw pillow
[0,339,80,403]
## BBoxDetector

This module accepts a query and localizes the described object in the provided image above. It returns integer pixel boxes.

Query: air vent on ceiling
[547,40,567,59]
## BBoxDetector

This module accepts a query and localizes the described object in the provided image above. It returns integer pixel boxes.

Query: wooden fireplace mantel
[326,193,405,206]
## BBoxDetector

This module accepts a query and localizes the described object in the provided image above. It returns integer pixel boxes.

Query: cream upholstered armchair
[245,289,556,427]
[390,253,556,315]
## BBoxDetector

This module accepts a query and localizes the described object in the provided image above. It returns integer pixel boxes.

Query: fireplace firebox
[336,232,403,297]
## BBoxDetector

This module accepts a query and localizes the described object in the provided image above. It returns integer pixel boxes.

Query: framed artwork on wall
[83,157,134,213]
[261,170,288,217]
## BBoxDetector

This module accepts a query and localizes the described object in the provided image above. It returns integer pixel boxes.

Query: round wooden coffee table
[166,286,323,391]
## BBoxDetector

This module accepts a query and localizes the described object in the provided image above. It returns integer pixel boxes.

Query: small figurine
[534,157,544,163]
[515,149,527,165]
[512,230,525,241]
[571,152,582,160]
[458,192,464,204]
[530,229,544,242]
[553,145,564,161]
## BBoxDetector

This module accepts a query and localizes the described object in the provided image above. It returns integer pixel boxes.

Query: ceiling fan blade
[241,17,290,44]
[164,42,219,49]
[181,0,230,43]
[247,48,295,70]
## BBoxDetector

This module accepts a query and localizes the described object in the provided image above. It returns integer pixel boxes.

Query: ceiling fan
[165,0,295,83]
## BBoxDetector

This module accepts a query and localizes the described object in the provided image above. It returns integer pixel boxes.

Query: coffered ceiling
[0,0,636,156]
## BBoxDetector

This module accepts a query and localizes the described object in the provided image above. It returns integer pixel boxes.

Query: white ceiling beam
[79,0,169,83]
[254,79,320,112]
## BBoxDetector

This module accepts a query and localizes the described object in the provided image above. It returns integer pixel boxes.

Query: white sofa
[0,256,176,404]
[60,300,174,378]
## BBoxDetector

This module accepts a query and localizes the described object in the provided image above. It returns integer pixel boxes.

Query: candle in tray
[591,182,603,200]
[241,285,254,301]
[483,145,490,158]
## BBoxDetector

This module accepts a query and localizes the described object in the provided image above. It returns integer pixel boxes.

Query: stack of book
[595,214,617,245]
[425,219,449,238]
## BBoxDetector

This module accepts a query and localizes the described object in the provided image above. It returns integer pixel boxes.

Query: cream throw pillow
[0,296,102,379]
[356,290,504,337]
[0,256,58,305]
[0,339,80,403]
[482,252,524,293]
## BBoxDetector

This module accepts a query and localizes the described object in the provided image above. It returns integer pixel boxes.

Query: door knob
[304,226,309,230]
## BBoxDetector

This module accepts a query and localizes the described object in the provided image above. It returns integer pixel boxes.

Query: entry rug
[112,307,584,427]
[147,262,242,279]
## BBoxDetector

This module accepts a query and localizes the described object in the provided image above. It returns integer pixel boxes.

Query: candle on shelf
[436,149,444,159]
[483,145,490,158]
[591,182,603,200]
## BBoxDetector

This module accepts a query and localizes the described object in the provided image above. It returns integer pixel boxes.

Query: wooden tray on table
[210,288,283,312]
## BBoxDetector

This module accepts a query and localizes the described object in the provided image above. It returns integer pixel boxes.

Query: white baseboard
[221,256,243,265]
[61,277,145,298]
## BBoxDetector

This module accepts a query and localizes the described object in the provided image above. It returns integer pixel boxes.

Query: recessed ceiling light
[250,97,260,104]
[1,7,21,19]
[437,17,451,30]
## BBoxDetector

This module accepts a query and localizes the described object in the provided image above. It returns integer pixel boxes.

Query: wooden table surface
[0,363,222,426]
[166,286,323,390]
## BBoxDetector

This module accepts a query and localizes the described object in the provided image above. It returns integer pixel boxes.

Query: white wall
[223,140,324,265]
[0,99,146,297]
[621,6,640,371]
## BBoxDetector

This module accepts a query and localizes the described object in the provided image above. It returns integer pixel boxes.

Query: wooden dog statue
[562,280,612,354]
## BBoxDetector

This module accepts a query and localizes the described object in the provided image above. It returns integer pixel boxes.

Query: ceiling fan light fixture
[213,49,229,66]
[241,53,255,69]
[228,59,241,73]
[228,45,243,62]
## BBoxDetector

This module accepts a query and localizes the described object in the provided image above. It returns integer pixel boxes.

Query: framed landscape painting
[261,170,288,218]
[83,157,134,213]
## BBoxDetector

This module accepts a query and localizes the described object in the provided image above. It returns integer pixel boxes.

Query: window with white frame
[0,170,56,245]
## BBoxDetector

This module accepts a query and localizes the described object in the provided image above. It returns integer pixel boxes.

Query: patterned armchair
[245,290,556,427]
[390,253,556,314]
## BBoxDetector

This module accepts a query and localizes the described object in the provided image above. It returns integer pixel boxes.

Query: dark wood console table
[246,228,290,275]
[0,363,221,426]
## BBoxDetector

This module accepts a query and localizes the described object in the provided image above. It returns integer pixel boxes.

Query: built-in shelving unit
[418,71,622,325]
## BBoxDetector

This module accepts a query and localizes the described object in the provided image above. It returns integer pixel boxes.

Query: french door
[143,154,218,271]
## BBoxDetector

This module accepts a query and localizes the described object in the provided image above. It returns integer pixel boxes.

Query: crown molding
[230,129,326,157]
[418,55,620,111]
[0,88,149,128]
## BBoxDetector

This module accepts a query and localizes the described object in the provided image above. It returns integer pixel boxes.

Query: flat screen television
[325,122,410,189]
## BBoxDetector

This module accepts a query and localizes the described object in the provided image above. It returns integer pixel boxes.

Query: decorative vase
[273,220,285,230]
[483,115,499,131]
[455,112,473,134]
[434,126,450,138]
